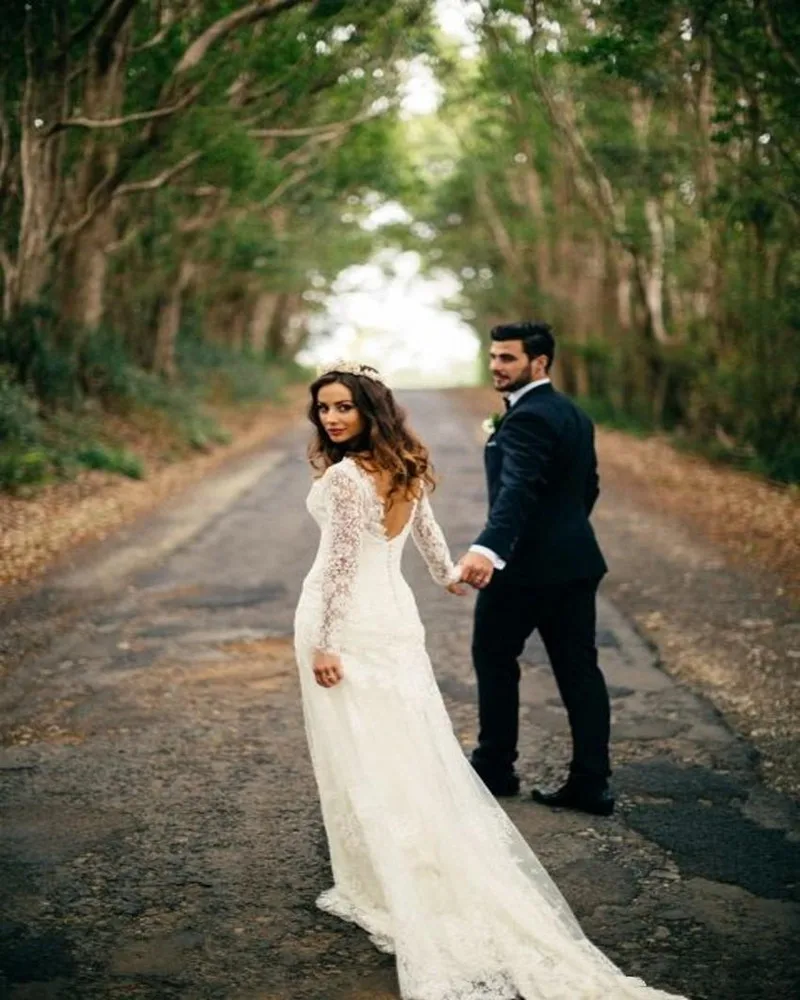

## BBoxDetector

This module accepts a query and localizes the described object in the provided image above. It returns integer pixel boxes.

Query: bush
[0,305,79,408]
[75,444,144,479]
[178,332,285,403]
[78,329,140,408]
[0,367,41,445]
[0,449,50,491]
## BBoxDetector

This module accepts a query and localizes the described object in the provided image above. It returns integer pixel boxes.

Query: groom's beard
[500,374,533,396]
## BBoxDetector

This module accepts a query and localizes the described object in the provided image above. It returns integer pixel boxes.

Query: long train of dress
[293,457,688,1000]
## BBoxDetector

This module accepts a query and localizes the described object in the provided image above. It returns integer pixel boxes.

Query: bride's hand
[313,650,344,688]
[446,564,468,596]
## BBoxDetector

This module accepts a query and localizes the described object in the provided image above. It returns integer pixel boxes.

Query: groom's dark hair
[491,321,555,371]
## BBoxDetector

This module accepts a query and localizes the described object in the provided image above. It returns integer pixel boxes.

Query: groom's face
[489,339,535,394]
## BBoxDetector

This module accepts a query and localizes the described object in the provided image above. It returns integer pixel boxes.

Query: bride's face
[317,382,366,446]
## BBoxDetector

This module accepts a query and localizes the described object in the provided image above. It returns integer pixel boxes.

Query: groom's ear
[530,353,549,378]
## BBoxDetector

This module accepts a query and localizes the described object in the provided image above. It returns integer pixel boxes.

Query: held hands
[445,553,494,594]
[456,551,495,590]
[313,650,344,688]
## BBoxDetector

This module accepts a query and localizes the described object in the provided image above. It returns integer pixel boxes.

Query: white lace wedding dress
[293,457,688,1000]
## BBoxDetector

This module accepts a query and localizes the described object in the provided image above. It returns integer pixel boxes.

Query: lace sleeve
[317,465,365,655]
[411,491,458,587]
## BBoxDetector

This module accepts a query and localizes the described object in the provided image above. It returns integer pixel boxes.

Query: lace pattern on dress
[316,462,365,654]
[412,491,458,586]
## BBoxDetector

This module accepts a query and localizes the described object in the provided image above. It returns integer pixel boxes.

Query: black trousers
[471,574,611,785]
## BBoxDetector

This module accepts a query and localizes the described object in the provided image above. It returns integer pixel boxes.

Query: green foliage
[0,449,51,492]
[574,396,652,438]
[75,444,144,479]
[178,333,285,404]
[0,365,41,444]
[0,306,80,409]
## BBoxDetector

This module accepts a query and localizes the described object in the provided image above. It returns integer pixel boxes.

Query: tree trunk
[59,212,117,332]
[692,38,722,338]
[248,291,281,352]
[521,161,553,298]
[506,152,553,299]
[474,174,528,295]
[643,197,668,344]
[57,18,133,332]
[265,292,293,357]
[152,259,195,378]
[11,53,70,314]
[630,89,670,346]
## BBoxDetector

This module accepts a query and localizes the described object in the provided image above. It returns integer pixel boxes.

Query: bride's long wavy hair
[307,370,436,504]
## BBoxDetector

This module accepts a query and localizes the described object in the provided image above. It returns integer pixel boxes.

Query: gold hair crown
[317,360,388,387]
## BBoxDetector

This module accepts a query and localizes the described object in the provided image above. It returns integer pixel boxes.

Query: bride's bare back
[358,464,420,542]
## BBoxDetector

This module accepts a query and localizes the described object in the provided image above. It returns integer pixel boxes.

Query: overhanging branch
[248,108,378,139]
[173,0,310,78]
[43,87,200,136]
[132,1,180,53]
[114,151,201,197]
[50,151,201,247]
[263,130,348,210]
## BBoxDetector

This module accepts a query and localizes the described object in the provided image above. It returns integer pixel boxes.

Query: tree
[409,0,800,480]
[0,0,431,343]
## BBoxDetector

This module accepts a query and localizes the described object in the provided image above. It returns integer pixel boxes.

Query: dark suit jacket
[474,383,607,586]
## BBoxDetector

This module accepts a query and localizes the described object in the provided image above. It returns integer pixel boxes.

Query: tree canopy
[0,0,797,484]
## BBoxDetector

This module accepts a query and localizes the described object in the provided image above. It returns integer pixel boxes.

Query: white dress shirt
[469,378,551,571]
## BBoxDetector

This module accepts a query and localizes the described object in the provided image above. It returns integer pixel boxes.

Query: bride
[293,362,688,1000]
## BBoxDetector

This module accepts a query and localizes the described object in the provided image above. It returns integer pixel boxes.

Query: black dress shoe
[531,781,615,816]
[470,760,520,797]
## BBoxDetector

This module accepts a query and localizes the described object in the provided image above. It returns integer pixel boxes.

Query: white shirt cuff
[469,544,506,570]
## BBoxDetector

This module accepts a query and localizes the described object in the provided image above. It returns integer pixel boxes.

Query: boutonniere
[481,412,504,438]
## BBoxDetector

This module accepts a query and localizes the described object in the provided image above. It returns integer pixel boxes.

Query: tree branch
[132,24,172,53]
[104,223,142,254]
[173,0,310,78]
[248,108,378,139]
[177,189,231,233]
[51,151,201,247]
[278,134,324,168]
[262,167,311,210]
[113,151,201,197]
[262,129,349,211]
[132,1,180,53]
[43,86,200,136]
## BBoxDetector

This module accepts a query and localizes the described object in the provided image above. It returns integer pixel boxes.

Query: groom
[457,322,613,816]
